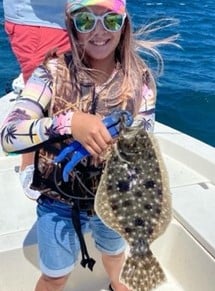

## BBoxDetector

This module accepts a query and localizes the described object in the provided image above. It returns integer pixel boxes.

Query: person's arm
[134,71,156,132]
[0,63,73,154]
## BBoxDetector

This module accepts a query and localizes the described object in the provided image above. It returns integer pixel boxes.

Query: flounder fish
[95,122,172,291]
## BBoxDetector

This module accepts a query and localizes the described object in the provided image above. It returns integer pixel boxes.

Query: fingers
[91,156,105,167]
[84,129,112,156]
[71,112,113,157]
[99,124,113,144]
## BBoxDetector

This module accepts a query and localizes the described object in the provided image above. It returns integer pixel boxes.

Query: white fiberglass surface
[1,220,215,291]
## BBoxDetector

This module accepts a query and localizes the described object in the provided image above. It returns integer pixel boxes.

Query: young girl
[0,0,177,290]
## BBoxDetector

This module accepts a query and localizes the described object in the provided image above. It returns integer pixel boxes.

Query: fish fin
[120,249,166,291]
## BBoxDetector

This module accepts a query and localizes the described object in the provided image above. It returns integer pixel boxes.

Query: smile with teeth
[91,40,109,46]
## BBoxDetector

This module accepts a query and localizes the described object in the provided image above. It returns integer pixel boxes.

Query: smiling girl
[0,0,177,290]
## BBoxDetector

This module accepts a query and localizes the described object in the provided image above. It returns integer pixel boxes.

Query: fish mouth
[114,143,137,162]
[115,126,146,160]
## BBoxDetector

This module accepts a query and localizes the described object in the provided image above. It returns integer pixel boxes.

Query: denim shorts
[36,197,126,277]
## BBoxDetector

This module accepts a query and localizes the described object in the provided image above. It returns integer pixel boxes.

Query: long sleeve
[134,78,156,133]
[0,63,73,154]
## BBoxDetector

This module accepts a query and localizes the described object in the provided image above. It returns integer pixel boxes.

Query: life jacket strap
[71,204,96,271]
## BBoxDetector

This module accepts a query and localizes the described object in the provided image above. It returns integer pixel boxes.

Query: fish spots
[134,217,145,227]
[134,167,141,174]
[122,200,132,207]
[147,226,154,235]
[156,207,161,215]
[117,180,130,191]
[107,184,113,191]
[144,180,155,189]
[144,203,153,210]
[125,227,133,233]
[111,204,119,211]
[157,189,163,196]
[134,190,142,198]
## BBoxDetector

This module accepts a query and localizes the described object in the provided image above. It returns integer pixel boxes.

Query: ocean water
[0,1,214,147]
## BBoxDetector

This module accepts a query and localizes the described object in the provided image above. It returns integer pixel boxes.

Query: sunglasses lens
[73,12,125,33]
[104,13,124,31]
[74,12,95,32]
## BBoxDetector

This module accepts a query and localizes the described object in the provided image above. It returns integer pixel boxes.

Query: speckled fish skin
[95,123,172,291]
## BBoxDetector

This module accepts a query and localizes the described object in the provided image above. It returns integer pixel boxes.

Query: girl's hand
[71,111,112,157]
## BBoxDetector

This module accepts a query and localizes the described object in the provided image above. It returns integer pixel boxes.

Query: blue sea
[0,1,214,147]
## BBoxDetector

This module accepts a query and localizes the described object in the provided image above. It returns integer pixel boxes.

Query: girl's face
[74,6,123,66]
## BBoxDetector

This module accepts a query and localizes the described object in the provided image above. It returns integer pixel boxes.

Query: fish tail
[120,250,166,291]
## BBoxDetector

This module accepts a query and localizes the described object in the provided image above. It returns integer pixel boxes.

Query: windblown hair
[65,9,179,104]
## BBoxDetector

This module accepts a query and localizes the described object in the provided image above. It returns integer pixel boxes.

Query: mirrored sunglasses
[72,11,126,33]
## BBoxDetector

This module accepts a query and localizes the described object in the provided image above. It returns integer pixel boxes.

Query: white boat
[0,89,215,291]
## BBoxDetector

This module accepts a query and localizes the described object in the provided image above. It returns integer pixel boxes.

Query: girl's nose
[94,19,106,33]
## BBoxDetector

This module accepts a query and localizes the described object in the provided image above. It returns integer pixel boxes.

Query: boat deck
[155,122,215,259]
[0,93,215,290]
